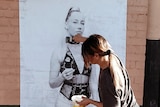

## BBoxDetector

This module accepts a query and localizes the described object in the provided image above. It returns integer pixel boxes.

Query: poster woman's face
[66,12,85,36]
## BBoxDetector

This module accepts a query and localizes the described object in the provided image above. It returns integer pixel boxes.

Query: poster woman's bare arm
[49,49,75,88]
[49,52,65,88]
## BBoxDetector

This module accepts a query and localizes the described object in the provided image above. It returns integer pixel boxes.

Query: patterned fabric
[60,48,91,100]
[66,36,79,44]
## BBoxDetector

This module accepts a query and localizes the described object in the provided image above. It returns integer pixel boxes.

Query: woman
[49,7,99,107]
[78,34,139,107]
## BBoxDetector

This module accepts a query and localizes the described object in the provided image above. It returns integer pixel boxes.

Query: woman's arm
[73,34,87,42]
[89,64,100,101]
[49,49,75,88]
[77,97,103,107]
[49,51,65,88]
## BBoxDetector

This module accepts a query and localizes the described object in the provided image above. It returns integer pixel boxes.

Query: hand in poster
[62,68,75,80]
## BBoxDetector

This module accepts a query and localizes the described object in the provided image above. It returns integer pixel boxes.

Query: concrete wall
[0,0,147,105]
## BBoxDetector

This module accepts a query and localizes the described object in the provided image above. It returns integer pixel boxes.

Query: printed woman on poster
[49,7,100,107]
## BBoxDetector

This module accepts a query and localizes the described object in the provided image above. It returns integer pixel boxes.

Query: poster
[19,0,127,107]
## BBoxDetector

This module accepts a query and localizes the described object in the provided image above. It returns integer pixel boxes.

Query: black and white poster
[20,0,127,107]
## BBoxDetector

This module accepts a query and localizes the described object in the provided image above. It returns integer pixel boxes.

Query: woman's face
[86,54,98,65]
[66,12,85,36]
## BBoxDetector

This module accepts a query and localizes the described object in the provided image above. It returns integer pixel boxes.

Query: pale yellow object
[73,103,84,107]
[71,95,86,107]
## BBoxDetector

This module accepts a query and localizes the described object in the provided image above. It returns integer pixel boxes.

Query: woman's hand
[77,96,103,107]
[76,97,91,107]
[73,34,87,43]
[62,68,75,80]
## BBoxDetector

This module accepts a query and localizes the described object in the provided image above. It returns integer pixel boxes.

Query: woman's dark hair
[82,34,109,58]
[82,34,125,90]
[82,34,110,67]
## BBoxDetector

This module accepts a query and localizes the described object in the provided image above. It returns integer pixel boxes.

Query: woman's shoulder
[51,45,68,60]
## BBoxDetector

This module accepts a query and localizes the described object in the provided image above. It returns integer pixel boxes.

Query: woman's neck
[99,56,110,70]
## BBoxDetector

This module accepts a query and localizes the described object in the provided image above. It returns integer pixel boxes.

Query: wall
[0,0,20,105]
[0,0,147,105]
[126,0,148,105]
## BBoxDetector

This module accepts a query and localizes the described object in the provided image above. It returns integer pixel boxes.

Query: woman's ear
[94,53,99,58]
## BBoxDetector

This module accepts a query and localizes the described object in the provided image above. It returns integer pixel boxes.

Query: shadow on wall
[143,40,160,107]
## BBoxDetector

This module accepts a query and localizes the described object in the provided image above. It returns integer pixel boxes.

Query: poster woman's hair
[65,7,81,22]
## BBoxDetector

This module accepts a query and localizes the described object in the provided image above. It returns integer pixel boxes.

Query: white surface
[19,0,127,107]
